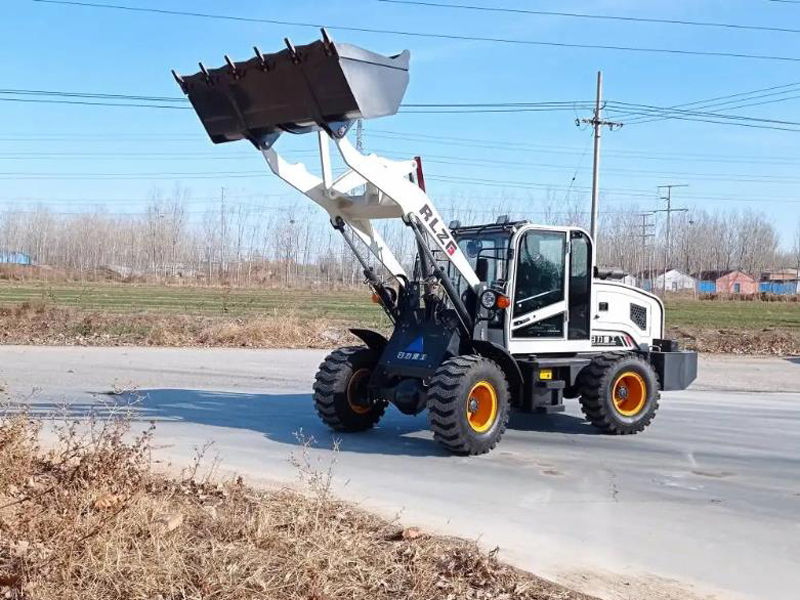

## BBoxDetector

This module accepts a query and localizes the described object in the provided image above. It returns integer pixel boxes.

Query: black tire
[313,346,387,432]
[427,355,511,455]
[577,353,660,435]
[563,385,579,400]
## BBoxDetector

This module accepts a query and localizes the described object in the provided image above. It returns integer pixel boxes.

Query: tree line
[0,188,791,288]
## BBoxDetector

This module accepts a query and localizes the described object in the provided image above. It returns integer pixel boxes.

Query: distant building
[0,250,32,265]
[760,268,799,295]
[644,269,696,292]
[660,269,696,292]
[695,270,757,295]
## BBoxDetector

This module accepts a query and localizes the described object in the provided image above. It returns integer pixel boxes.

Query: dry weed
[0,408,594,600]
[197,312,347,348]
[0,302,352,349]
[667,325,800,355]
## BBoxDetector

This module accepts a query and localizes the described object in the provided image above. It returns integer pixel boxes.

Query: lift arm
[260,130,480,289]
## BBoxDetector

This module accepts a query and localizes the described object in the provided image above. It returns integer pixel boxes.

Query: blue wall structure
[759,281,798,295]
[0,251,32,265]
[698,280,716,293]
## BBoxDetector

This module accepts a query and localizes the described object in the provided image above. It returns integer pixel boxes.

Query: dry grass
[0,301,352,349]
[0,408,593,600]
[8,296,796,355]
[667,325,800,355]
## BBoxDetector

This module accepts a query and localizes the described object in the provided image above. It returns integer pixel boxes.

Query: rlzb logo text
[419,204,458,256]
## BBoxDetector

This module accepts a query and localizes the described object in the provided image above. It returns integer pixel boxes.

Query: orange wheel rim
[612,371,647,416]
[346,368,372,415]
[466,380,498,433]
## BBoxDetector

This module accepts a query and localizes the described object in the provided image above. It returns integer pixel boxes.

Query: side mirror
[476,257,489,282]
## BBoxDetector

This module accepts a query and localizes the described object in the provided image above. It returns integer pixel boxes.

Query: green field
[2,282,800,332]
[665,298,800,330]
[0,282,385,326]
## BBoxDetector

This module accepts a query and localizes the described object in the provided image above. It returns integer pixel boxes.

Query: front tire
[427,355,511,455]
[313,346,386,432]
[577,353,660,434]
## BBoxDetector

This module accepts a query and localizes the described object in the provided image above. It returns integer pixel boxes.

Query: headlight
[480,290,497,309]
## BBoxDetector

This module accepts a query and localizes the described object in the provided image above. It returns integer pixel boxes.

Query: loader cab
[451,222,594,354]
[507,225,594,354]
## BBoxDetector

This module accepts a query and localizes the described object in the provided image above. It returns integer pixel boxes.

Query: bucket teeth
[198,61,210,83]
[321,28,333,52]
[224,55,238,77]
[253,46,268,70]
[171,69,185,92]
[284,38,300,63]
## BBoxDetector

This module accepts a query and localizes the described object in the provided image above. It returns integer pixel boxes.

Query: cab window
[513,230,566,317]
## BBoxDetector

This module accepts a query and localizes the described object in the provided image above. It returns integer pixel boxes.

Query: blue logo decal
[404,336,424,353]
[396,336,427,361]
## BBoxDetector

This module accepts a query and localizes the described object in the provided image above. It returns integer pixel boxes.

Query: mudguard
[472,339,524,403]
[349,328,389,353]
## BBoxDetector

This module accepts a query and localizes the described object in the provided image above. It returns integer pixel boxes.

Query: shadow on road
[24,387,597,456]
[27,389,446,457]
[509,411,599,435]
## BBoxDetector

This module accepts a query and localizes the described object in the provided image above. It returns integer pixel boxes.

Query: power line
[378,0,800,35]
[0,193,287,204]
[0,89,596,114]
[426,174,800,204]
[7,158,800,185]
[608,100,800,127]
[0,97,191,110]
[5,85,800,132]
[0,88,185,103]
[10,91,798,130]
[30,0,800,64]
[607,80,800,121]
[4,127,798,167]
[615,87,800,125]
[0,88,597,109]
[562,129,594,202]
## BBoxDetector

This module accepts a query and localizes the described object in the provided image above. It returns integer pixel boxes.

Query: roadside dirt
[0,301,351,349]
[2,301,798,356]
[668,325,800,355]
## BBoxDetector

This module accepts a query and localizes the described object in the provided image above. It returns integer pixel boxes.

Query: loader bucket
[174,33,410,146]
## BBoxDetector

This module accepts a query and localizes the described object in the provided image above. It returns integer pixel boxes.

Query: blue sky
[4,0,800,245]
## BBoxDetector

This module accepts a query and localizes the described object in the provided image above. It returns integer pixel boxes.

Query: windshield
[440,232,510,296]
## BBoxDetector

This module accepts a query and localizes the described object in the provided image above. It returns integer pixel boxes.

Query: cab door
[508,228,569,344]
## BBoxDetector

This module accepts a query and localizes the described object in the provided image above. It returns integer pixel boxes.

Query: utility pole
[578,71,622,245]
[219,186,226,278]
[355,119,365,195]
[653,184,689,295]
[638,212,655,289]
[356,119,364,153]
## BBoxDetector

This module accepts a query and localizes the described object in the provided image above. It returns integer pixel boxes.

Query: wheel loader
[175,32,698,455]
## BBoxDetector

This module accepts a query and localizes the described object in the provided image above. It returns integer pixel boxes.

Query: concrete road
[1,347,798,600]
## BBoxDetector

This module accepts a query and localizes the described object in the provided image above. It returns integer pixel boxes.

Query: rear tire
[427,355,510,455]
[577,353,660,434]
[313,346,386,432]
